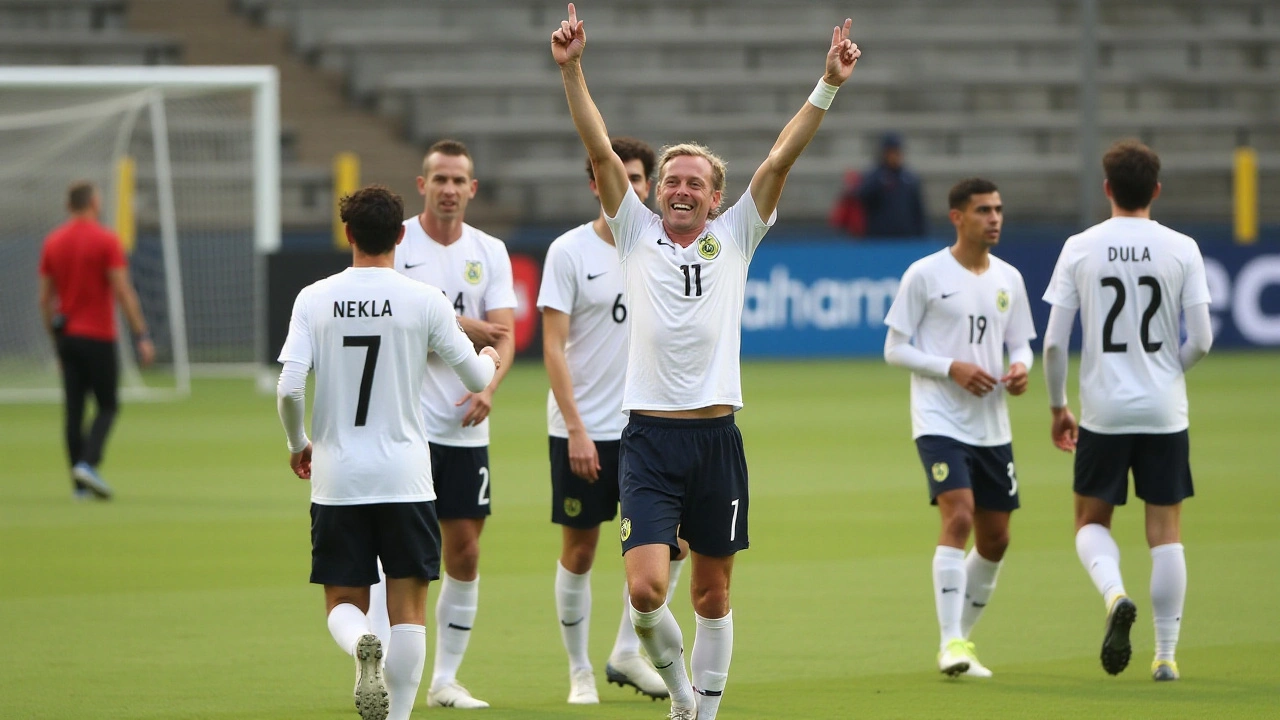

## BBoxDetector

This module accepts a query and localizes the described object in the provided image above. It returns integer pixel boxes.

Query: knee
[691,583,730,619]
[942,509,974,541]
[977,531,1010,561]
[561,542,596,575]
[628,579,667,613]
[445,541,480,579]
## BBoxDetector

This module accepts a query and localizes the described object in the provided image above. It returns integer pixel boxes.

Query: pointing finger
[568,2,576,26]
[842,18,852,41]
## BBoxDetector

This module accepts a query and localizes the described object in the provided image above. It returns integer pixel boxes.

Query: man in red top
[38,181,154,500]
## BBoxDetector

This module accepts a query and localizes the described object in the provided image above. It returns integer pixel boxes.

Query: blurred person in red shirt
[38,180,154,500]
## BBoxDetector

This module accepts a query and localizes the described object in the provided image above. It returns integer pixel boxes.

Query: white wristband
[807,79,838,110]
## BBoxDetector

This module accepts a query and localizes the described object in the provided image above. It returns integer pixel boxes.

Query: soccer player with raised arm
[538,137,690,705]
[390,139,516,709]
[1043,140,1213,682]
[553,5,860,718]
[883,178,1037,678]
[276,186,500,720]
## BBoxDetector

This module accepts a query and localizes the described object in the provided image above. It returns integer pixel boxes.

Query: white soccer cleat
[352,634,389,720]
[667,704,698,720]
[962,651,994,678]
[427,681,490,709]
[567,667,599,704]
[937,639,973,677]
[606,653,670,700]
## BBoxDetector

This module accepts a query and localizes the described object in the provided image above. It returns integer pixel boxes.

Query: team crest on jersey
[931,462,950,482]
[697,233,721,260]
[464,260,483,285]
[564,498,582,518]
[620,517,632,542]
[996,289,1010,312]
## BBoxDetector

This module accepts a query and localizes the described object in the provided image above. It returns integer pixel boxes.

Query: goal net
[0,67,279,402]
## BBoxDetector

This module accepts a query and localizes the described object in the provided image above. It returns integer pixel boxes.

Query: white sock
[960,550,1003,639]
[327,603,371,656]
[1150,543,1186,662]
[691,612,733,720]
[933,546,966,648]
[630,602,695,708]
[612,582,642,659]
[666,558,686,604]
[367,561,391,652]
[1076,523,1127,608]
[386,624,426,720]
[431,574,478,689]
[555,562,592,672]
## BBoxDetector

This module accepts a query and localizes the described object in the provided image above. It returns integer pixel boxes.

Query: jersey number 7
[343,335,382,426]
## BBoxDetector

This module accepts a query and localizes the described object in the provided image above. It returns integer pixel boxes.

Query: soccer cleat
[961,644,993,678]
[427,681,490,709]
[606,653,669,700]
[937,639,973,677]
[352,634,389,720]
[1152,660,1180,682]
[1101,596,1137,675]
[72,462,112,500]
[667,704,698,720]
[567,667,599,704]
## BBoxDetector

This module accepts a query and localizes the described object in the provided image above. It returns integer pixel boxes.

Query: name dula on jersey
[885,249,1037,446]
[398,218,517,446]
[277,267,481,504]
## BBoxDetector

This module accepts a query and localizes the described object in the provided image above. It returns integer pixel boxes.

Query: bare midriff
[633,404,734,420]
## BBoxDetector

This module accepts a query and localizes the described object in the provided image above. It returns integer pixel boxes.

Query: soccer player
[883,178,1037,678]
[1043,140,1213,682]
[395,139,516,709]
[38,180,154,500]
[276,185,500,720]
[553,6,860,718]
[538,137,690,705]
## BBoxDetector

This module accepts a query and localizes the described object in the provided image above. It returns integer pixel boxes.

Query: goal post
[0,66,280,402]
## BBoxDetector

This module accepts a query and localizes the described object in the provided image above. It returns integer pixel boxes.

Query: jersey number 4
[1100,276,1163,353]
[343,335,381,426]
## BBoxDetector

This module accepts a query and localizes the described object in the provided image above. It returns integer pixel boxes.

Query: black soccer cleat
[1101,596,1137,675]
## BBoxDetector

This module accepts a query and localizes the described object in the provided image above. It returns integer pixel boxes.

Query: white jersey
[277,267,481,505]
[536,222,629,440]
[398,219,517,447]
[885,248,1037,446]
[605,187,774,412]
[1043,217,1211,433]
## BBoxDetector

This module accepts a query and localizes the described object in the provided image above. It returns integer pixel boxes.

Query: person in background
[858,132,926,238]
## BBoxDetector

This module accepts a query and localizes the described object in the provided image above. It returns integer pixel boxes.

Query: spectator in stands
[857,132,926,238]
[38,180,154,501]
[829,169,867,236]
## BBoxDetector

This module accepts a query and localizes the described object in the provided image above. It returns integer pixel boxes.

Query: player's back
[292,267,454,503]
[1047,217,1210,433]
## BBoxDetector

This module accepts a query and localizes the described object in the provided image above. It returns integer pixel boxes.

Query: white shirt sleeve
[1042,241,1080,309]
[425,290,497,393]
[604,186,657,260]
[277,291,313,366]
[1180,301,1213,372]
[884,327,952,379]
[1006,272,1037,371]
[718,189,776,259]
[536,240,576,314]
[1043,304,1076,408]
[275,360,309,453]
[884,263,927,336]
[483,244,518,311]
[1181,243,1213,308]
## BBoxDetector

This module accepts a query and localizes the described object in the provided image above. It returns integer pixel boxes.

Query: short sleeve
[482,244,518,312]
[884,262,927,336]
[104,230,126,269]
[426,289,479,367]
[1042,240,1080,309]
[718,190,775,258]
[1006,271,1038,344]
[536,239,577,314]
[1180,241,1212,308]
[277,291,313,367]
[604,186,658,260]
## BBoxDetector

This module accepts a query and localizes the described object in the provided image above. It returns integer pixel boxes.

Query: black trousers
[56,336,119,483]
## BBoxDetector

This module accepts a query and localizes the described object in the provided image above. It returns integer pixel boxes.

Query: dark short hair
[423,139,472,176]
[948,178,999,210]
[586,136,656,182]
[1103,140,1161,211]
[339,185,404,256]
[67,181,96,212]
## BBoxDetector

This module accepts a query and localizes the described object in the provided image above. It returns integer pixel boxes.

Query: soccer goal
[0,66,280,402]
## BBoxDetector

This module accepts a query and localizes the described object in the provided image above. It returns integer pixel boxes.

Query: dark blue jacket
[857,164,925,238]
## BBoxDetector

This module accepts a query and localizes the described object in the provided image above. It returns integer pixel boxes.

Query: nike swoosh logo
[560,617,585,627]
[404,262,426,269]
[656,238,674,249]
[940,292,959,299]
[941,587,959,594]
[586,272,607,280]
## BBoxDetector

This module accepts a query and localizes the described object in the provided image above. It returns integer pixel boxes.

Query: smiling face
[656,154,723,235]
[418,151,477,222]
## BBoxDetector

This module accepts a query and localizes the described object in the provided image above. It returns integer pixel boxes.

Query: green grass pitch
[2,352,1277,719]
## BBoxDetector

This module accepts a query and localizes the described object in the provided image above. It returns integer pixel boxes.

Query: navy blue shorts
[310,502,441,586]
[430,443,491,520]
[618,413,748,558]
[1075,428,1193,506]
[915,435,1020,512]
[550,436,621,528]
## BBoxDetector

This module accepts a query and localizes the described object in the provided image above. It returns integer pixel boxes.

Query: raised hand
[824,18,861,86]
[551,2,586,66]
